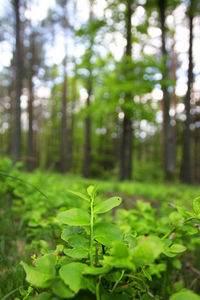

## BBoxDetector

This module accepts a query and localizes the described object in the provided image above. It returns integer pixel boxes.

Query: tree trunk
[13,0,22,163]
[119,0,133,181]
[158,0,175,180]
[27,32,35,171]
[60,0,69,173]
[68,73,76,171]
[82,75,92,177]
[82,2,93,178]
[180,2,193,183]
[60,56,68,172]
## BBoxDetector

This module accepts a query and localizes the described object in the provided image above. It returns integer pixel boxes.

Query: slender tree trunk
[82,75,92,177]
[158,0,175,180]
[82,2,93,178]
[180,2,193,183]
[119,0,133,181]
[60,0,69,172]
[7,80,15,155]
[171,29,178,173]
[13,0,22,163]
[68,74,76,171]
[27,32,35,171]
[60,56,68,172]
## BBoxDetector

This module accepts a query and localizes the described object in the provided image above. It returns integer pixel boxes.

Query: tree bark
[68,72,76,171]
[158,0,175,180]
[180,2,194,183]
[60,0,69,173]
[82,2,94,178]
[119,0,133,181]
[13,0,22,163]
[27,31,35,171]
[82,75,92,177]
[60,56,68,172]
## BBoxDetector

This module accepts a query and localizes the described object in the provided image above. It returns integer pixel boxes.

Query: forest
[1,0,200,299]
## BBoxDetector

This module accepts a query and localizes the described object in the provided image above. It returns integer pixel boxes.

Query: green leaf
[170,290,200,300]
[148,263,166,278]
[21,254,56,288]
[193,197,200,215]
[110,241,129,258]
[132,236,163,266]
[82,276,96,294]
[103,255,135,270]
[83,265,112,275]
[68,235,89,249]
[61,227,84,242]
[169,244,186,253]
[64,248,88,259]
[94,222,123,247]
[52,279,75,298]
[172,259,182,270]
[59,262,86,293]
[182,224,198,235]
[67,190,90,203]
[94,197,122,214]
[57,208,90,226]
[177,206,191,218]
[34,292,51,300]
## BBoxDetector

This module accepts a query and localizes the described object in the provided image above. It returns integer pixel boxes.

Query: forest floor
[1,171,200,298]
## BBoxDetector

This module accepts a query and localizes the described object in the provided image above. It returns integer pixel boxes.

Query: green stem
[90,195,94,265]
[111,270,125,293]
[161,226,176,240]
[96,275,102,300]
[1,288,19,300]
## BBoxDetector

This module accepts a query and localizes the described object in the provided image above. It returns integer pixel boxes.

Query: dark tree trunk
[60,0,69,172]
[27,32,35,171]
[82,75,92,178]
[68,74,76,171]
[158,0,175,180]
[82,4,93,178]
[60,56,68,172]
[119,0,133,181]
[171,32,178,174]
[180,2,194,183]
[13,0,22,163]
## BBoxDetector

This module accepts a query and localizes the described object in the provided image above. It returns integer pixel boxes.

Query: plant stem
[111,270,125,293]
[96,275,102,300]
[1,288,19,300]
[90,195,94,265]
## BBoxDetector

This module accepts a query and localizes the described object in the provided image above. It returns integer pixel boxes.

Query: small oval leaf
[64,248,88,259]
[57,208,90,226]
[94,197,122,214]
[169,244,186,253]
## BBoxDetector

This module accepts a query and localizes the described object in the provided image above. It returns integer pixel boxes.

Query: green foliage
[1,159,200,298]
[170,290,200,300]
[20,184,200,299]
